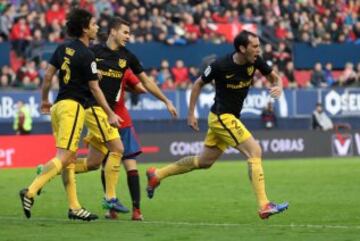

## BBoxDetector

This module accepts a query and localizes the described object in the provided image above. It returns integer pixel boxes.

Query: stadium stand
[0,0,359,90]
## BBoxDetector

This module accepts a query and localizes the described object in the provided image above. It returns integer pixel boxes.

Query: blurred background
[0,0,360,167]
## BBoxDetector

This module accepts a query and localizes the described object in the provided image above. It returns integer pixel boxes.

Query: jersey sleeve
[128,52,144,75]
[82,51,99,82]
[49,46,61,69]
[201,62,218,83]
[255,57,272,76]
[124,69,140,88]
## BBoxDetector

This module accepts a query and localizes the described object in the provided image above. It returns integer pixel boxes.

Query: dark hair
[107,17,130,35]
[233,30,258,52]
[66,8,93,38]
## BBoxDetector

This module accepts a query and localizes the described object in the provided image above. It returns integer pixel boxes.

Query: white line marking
[0,216,359,230]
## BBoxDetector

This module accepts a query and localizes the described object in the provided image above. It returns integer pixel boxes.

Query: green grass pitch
[0,157,359,241]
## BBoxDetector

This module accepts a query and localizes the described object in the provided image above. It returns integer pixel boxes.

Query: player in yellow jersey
[146,31,289,220]
[19,8,121,221]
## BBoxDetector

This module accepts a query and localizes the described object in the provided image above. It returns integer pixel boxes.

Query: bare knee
[198,157,216,169]
[248,143,262,159]
[87,162,101,171]
[106,141,124,154]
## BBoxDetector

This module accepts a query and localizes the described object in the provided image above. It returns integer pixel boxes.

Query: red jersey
[114,69,140,128]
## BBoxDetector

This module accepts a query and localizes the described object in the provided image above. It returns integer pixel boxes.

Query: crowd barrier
[1,88,360,124]
[1,130,359,168]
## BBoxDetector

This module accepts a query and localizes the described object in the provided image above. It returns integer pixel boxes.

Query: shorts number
[61,57,71,84]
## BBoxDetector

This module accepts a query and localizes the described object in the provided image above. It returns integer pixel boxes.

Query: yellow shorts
[51,99,85,152]
[84,106,120,152]
[83,133,109,155]
[204,112,252,152]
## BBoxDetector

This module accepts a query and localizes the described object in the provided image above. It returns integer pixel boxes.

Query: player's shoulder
[120,47,136,58]
[212,54,233,70]
[254,56,267,66]
[89,43,105,53]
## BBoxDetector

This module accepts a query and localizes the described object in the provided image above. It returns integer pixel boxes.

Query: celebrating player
[70,17,177,220]
[146,31,289,219]
[19,8,121,221]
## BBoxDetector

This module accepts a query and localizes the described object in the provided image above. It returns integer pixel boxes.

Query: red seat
[294,70,312,87]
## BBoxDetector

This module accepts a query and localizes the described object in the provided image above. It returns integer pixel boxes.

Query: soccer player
[96,69,147,220]
[19,8,121,221]
[146,31,289,219]
[71,17,177,219]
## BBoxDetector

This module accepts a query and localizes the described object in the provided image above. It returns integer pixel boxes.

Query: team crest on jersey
[247,66,254,76]
[118,59,127,68]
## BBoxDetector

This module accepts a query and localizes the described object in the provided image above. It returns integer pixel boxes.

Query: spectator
[338,62,357,86]
[0,4,16,40]
[312,103,333,131]
[10,17,32,57]
[284,61,297,88]
[171,59,190,89]
[310,62,327,87]
[324,62,336,87]
[156,59,172,87]
[0,65,16,87]
[261,101,277,129]
[13,100,32,135]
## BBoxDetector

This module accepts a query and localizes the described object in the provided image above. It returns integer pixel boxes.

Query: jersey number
[61,57,71,84]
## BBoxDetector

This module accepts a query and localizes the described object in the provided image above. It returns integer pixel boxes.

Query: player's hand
[268,86,282,99]
[40,101,52,114]
[108,112,123,128]
[165,101,178,118]
[187,114,199,131]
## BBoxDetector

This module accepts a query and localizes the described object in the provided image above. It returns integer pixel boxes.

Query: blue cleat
[102,198,129,213]
[258,202,289,219]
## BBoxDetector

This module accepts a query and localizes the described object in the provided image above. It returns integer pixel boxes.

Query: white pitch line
[0,216,359,230]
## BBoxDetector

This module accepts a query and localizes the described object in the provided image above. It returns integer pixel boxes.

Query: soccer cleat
[146,167,160,199]
[132,208,144,221]
[68,208,98,221]
[36,165,43,195]
[19,188,34,218]
[102,198,130,213]
[104,209,118,220]
[258,202,289,219]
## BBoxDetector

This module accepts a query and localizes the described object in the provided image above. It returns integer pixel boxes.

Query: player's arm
[88,80,122,128]
[40,64,57,114]
[187,77,206,131]
[257,57,283,99]
[265,70,283,99]
[188,64,215,131]
[127,82,147,94]
[137,72,177,118]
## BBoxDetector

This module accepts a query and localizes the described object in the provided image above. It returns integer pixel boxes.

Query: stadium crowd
[0,0,359,90]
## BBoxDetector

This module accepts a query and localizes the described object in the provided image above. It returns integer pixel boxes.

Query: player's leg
[120,126,143,220]
[146,112,225,199]
[146,146,223,199]
[20,100,97,220]
[123,159,143,220]
[235,129,288,219]
[74,138,108,173]
[85,106,128,213]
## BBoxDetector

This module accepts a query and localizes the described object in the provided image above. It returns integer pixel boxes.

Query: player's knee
[248,143,262,159]
[198,158,215,169]
[108,145,124,155]
[87,162,101,171]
